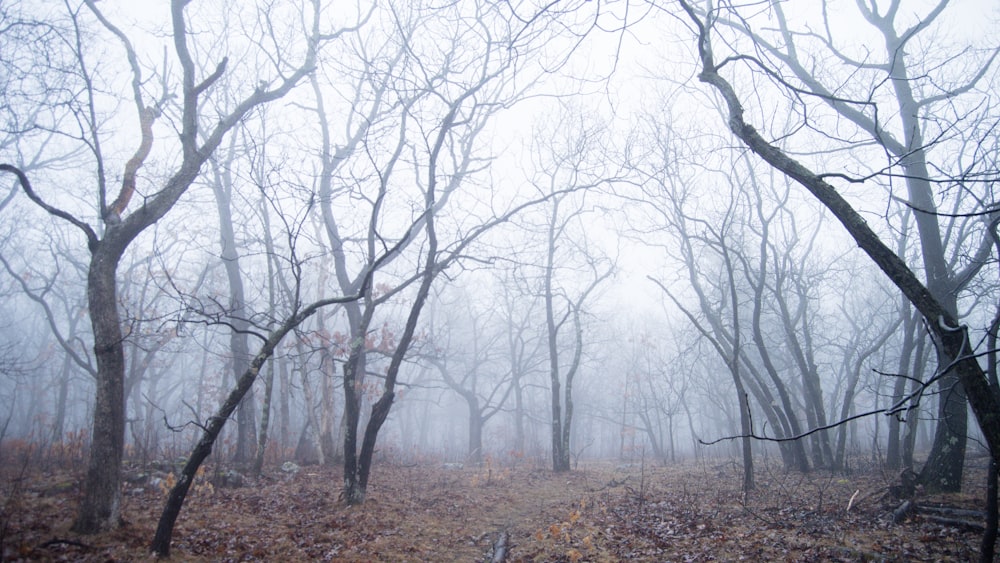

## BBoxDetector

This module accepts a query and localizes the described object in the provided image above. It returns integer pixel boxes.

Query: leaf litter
[1,456,990,561]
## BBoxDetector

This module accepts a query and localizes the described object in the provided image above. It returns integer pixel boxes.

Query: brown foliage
[0,457,989,561]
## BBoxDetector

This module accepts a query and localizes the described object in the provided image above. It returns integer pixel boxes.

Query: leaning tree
[675,0,1000,473]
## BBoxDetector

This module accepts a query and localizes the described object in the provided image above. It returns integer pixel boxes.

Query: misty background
[1,0,997,507]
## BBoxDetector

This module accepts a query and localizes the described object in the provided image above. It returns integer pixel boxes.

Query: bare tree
[423,285,514,464]
[496,267,548,455]
[686,0,999,491]
[677,0,1000,475]
[526,108,618,472]
[207,135,258,466]
[633,119,813,477]
[619,328,690,463]
[297,0,602,502]
[648,207,757,490]
[151,289,363,557]
[831,279,902,471]
[0,0,325,532]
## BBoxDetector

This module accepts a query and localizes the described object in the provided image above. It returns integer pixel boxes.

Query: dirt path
[4,459,988,561]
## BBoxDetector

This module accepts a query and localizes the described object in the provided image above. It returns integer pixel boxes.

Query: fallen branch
[490,530,509,563]
[847,489,860,512]
[40,537,92,550]
[892,501,986,531]
[605,476,629,488]
[923,515,985,533]
[920,504,985,519]
[892,500,914,524]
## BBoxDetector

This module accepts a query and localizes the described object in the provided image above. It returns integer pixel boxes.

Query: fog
[0,0,998,546]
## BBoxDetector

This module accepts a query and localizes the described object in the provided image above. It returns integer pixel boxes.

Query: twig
[40,537,92,549]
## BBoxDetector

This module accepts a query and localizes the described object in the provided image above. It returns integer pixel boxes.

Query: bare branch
[0,164,98,249]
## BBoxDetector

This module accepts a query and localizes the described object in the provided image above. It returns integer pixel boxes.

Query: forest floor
[0,454,993,562]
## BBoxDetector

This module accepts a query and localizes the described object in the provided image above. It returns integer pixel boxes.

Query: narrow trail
[4,458,988,561]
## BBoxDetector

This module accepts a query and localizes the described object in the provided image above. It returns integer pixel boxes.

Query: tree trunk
[153,331,277,556]
[344,392,394,505]
[559,372,574,472]
[51,352,71,444]
[883,41,969,490]
[341,327,366,503]
[545,201,570,473]
[834,314,901,471]
[748,302,809,472]
[545,199,568,473]
[513,369,525,453]
[983,459,998,563]
[505,300,528,455]
[318,351,338,466]
[211,157,257,466]
[723,262,752,493]
[72,249,125,534]
[278,356,290,456]
[667,414,675,463]
[234,390,258,464]
[637,408,665,461]
[903,332,929,468]
[736,390,755,492]
[252,356,274,477]
[723,244,754,492]
[152,293,355,556]
[980,300,1000,561]
[773,272,832,469]
[466,396,483,464]
[887,311,918,469]
[919,369,967,492]
[559,307,585,471]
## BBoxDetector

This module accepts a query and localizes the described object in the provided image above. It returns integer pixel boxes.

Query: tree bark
[902,333,929,468]
[72,249,126,533]
[981,301,1000,561]
[721,239,754,492]
[880,22,967,493]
